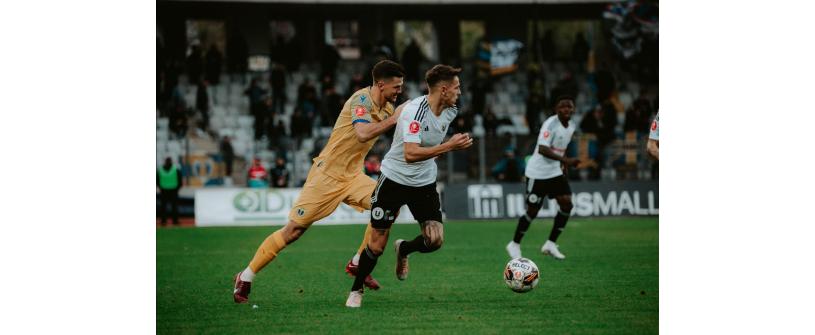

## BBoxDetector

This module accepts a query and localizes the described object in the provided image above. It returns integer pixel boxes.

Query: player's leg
[233,170,344,303]
[158,190,168,226]
[170,189,180,225]
[346,227,390,308]
[342,174,381,290]
[541,176,573,260]
[346,176,402,307]
[507,178,544,258]
[394,183,444,280]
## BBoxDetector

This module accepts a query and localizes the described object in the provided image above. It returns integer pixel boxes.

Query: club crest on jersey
[355,106,367,117]
[543,130,550,139]
[409,120,421,134]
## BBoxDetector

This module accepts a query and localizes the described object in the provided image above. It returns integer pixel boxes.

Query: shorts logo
[409,120,420,134]
[528,194,539,203]
[372,207,385,220]
[297,208,306,217]
[355,106,367,117]
[543,131,550,139]
[651,120,658,131]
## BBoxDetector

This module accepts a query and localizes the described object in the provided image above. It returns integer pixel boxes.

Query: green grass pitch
[157,217,658,334]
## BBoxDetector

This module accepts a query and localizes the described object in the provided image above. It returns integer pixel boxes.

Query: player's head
[425,64,462,107]
[371,60,405,104]
[553,95,575,121]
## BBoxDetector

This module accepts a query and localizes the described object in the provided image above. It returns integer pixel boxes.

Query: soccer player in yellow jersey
[233,60,406,303]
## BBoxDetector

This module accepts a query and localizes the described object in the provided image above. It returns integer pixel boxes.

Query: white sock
[239,267,255,282]
[352,253,360,266]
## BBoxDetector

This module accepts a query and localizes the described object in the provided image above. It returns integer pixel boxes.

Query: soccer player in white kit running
[345,65,473,308]
[506,95,581,260]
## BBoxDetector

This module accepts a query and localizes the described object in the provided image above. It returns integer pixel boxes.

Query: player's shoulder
[401,95,428,118]
[349,88,373,107]
[541,115,558,130]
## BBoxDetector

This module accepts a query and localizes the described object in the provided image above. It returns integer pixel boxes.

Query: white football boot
[345,289,363,308]
[506,241,522,259]
[541,240,566,260]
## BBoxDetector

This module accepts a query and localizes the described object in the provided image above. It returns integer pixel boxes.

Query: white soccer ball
[504,257,540,293]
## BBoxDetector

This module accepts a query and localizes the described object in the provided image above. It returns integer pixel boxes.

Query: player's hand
[448,133,474,151]
[564,157,581,167]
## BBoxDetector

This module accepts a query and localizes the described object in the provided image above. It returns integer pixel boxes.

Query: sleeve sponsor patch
[543,130,550,139]
[355,106,367,117]
[651,120,658,131]
[409,120,421,134]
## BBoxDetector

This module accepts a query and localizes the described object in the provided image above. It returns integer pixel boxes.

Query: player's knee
[558,200,573,213]
[367,242,385,256]
[283,223,307,243]
[422,220,444,251]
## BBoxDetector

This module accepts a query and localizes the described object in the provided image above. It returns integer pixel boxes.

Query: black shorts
[525,175,572,206]
[370,175,443,230]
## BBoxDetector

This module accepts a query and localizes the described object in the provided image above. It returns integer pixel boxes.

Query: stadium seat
[237,116,254,128]
[157,117,170,129]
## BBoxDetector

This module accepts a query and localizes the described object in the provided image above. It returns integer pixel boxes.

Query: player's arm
[538,145,580,167]
[405,133,473,163]
[352,101,409,143]
[647,139,659,160]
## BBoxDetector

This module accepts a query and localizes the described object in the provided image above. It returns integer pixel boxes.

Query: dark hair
[553,95,574,106]
[425,64,462,88]
[371,60,405,82]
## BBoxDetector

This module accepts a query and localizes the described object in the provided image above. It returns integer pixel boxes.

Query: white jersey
[649,112,659,140]
[381,95,458,187]
[525,115,577,180]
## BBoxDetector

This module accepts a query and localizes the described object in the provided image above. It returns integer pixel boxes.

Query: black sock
[513,214,533,243]
[351,246,379,291]
[548,210,570,242]
[399,234,432,256]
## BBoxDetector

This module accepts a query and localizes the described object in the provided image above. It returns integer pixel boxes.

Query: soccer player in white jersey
[345,65,473,308]
[647,112,659,160]
[506,95,580,260]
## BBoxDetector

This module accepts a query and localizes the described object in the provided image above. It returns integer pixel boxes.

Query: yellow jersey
[314,87,395,182]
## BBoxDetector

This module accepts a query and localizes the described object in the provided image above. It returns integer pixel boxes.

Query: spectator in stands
[364,154,382,179]
[245,77,269,140]
[186,43,203,84]
[270,157,290,188]
[452,111,473,134]
[227,33,248,73]
[247,158,268,188]
[157,157,182,226]
[290,107,312,141]
[270,63,287,116]
[483,109,499,137]
[195,79,210,131]
[491,147,525,182]
[401,38,424,82]
[572,32,590,64]
[320,85,343,127]
[270,119,289,152]
[297,78,320,121]
[320,42,341,80]
[526,64,546,133]
[205,44,223,85]
[580,103,618,179]
[347,73,365,99]
[220,136,235,179]
[624,97,653,137]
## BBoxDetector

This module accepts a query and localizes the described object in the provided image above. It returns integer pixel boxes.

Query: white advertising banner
[195,188,415,227]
